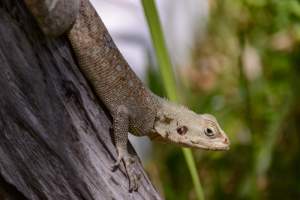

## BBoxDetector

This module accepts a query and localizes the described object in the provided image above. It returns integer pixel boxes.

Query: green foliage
[145,0,300,199]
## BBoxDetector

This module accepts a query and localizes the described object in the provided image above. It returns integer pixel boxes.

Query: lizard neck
[149,95,187,141]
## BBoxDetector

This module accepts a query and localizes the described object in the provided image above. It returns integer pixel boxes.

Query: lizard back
[67,0,158,135]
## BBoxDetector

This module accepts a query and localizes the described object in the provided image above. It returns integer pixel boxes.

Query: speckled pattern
[68,0,158,137]
[67,0,159,190]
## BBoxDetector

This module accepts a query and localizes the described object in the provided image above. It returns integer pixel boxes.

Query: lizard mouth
[190,139,230,151]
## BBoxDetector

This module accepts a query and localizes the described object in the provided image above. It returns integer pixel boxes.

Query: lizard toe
[123,156,140,192]
[112,150,140,191]
[127,167,139,192]
[111,154,123,171]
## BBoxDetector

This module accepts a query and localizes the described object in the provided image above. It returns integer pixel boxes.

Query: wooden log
[0,0,161,199]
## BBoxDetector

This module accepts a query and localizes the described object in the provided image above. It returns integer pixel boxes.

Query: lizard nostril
[223,137,229,144]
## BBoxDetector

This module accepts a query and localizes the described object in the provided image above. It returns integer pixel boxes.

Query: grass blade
[141,0,205,199]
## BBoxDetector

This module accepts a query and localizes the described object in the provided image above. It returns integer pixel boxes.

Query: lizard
[24,0,230,191]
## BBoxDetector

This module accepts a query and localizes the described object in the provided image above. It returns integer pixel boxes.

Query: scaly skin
[24,0,230,191]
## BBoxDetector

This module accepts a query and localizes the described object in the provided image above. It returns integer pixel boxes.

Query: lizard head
[150,100,230,151]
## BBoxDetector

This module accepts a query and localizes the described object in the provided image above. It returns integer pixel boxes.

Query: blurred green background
[145,0,300,199]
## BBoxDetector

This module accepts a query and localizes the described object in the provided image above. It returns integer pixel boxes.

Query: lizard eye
[177,126,188,135]
[204,127,214,137]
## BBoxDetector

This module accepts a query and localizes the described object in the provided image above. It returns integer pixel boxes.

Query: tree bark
[0,0,161,199]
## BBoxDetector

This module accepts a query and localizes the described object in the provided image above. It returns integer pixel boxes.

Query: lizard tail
[24,0,80,37]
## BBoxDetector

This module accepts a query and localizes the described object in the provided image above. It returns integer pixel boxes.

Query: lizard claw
[111,154,122,171]
[111,152,141,191]
[124,156,141,192]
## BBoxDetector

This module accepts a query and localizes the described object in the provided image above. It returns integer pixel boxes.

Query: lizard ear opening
[176,126,188,135]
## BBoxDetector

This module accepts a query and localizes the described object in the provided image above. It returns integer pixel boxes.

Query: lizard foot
[111,152,141,191]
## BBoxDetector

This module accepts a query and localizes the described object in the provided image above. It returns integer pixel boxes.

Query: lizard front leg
[111,105,140,191]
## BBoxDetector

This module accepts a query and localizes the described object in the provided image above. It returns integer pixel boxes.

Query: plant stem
[182,148,205,200]
[141,0,204,199]
[141,0,177,101]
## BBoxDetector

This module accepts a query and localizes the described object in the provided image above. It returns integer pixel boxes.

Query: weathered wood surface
[0,0,161,199]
